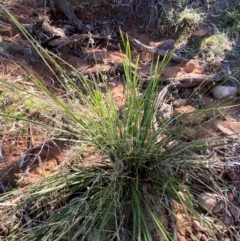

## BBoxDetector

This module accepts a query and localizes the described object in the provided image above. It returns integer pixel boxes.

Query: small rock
[192,220,204,232]
[195,232,202,240]
[213,223,225,231]
[177,232,187,241]
[159,102,173,120]
[192,29,208,38]
[212,200,225,214]
[200,233,208,241]
[198,193,216,211]
[184,62,196,73]
[228,204,240,221]
[223,212,234,225]
[173,99,187,108]
[212,86,238,99]
[227,190,235,202]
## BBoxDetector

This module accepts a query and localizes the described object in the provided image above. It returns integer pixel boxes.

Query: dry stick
[127,36,188,63]
[29,123,35,147]
[169,72,225,87]
[152,84,172,132]
[144,72,225,88]
[51,34,116,49]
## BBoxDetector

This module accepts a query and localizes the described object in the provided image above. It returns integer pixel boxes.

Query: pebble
[228,204,240,221]
[192,220,204,232]
[227,190,234,202]
[212,199,225,213]
[183,62,196,73]
[223,212,234,225]
[172,99,187,107]
[198,193,216,211]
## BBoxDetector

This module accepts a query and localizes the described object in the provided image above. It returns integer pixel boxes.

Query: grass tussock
[0,6,238,241]
[179,8,202,25]
[200,33,231,56]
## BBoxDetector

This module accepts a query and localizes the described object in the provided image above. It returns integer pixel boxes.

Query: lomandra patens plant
[0,9,232,241]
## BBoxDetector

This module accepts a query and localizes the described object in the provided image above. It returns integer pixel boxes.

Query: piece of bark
[40,16,67,38]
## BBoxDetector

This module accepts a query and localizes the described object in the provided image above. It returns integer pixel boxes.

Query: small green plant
[200,33,230,56]
[23,95,51,111]
[179,8,202,25]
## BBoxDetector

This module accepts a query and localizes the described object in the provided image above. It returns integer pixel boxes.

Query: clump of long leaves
[0,8,232,241]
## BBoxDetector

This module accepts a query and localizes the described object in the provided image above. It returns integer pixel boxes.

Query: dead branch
[50,34,116,49]
[163,72,225,87]
[49,0,89,32]
[124,33,188,63]
[132,39,188,63]
[143,72,225,88]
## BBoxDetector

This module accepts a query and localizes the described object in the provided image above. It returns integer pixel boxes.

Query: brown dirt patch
[0,136,65,189]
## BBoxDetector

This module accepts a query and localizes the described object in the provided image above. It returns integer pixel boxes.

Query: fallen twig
[152,84,172,131]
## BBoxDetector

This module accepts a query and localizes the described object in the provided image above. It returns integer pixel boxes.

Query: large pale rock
[212,86,238,99]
